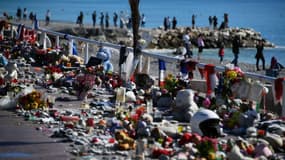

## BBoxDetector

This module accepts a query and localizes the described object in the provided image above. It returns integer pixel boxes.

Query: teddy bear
[4,62,18,82]
[96,46,113,74]
[114,130,136,150]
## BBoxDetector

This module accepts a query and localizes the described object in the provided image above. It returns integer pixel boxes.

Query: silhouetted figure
[113,12,118,27]
[100,12,104,29]
[119,11,124,28]
[224,13,229,28]
[77,11,84,27]
[23,8,27,20]
[172,16,177,29]
[213,16,218,30]
[208,16,213,28]
[141,14,146,27]
[191,14,196,29]
[92,11,96,27]
[16,7,22,21]
[29,12,34,22]
[45,9,51,26]
[231,36,240,66]
[105,13,109,28]
[164,16,171,31]
[255,40,265,70]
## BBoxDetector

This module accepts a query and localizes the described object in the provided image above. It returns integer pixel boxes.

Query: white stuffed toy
[4,62,18,82]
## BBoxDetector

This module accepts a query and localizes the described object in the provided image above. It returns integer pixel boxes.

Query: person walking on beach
[45,9,51,26]
[92,11,96,27]
[23,8,27,20]
[172,16,177,29]
[105,12,109,28]
[255,39,265,71]
[231,35,240,66]
[113,12,118,27]
[213,16,218,30]
[218,42,225,64]
[197,34,205,60]
[192,14,196,29]
[183,28,192,58]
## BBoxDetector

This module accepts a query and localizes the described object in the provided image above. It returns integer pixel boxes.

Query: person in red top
[218,43,225,64]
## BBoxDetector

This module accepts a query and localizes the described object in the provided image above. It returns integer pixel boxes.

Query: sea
[1,0,285,65]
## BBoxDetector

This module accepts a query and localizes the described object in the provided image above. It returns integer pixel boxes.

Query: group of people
[13,7,51,26]
[80,10,146,29]
[163,16,177,31]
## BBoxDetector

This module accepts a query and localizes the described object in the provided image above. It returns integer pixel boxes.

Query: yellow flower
[30,102,38,110]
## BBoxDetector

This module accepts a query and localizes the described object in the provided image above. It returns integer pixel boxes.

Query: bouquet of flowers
[18,90,47,110]
[164,74,178,95]
[195,136,218,159]
[74,73,96,100]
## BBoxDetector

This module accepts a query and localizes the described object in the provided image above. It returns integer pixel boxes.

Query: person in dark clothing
[208,16,213,28]
[92,11,96,27]
[191,14,196,29]
[255,40,265,71]
[113,12,118,27]
[23,8,27,20]
[100,12,104,29]
[105,13,109,28]
[213,16,218,30]
[16,7,22,21]
[172,16,177,29]
[231,36,240,66]
[163,17,167,31]
[29,12,34,22]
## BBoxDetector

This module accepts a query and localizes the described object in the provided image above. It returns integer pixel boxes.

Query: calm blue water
[1,0,285,65]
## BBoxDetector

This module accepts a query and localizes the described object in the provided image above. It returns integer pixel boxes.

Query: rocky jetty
[54,25,275,49]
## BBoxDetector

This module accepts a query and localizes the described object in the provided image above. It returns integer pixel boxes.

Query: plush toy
[4,62,18,82]
[96,47,113,74]
[115,130,136,150]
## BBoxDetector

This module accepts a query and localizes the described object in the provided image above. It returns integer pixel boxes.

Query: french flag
[159,59,166,87]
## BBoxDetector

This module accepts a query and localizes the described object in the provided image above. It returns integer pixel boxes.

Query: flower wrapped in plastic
[74,73,95,100]
[164,74,178,95]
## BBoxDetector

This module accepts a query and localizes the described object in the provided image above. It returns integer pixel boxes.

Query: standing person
[113,12,118,27]
[224,13,229,28]
[172,16,177,29]
[141,14,146,27]
[45,9,51,26]
[231,35,240,66]
[255,40,265,71]
[191,14,196,29]
[197,34,205,60]
[218,42,225,64]
[208,16,213,28]
[163,17,167,31]
[183,28,192,58]
[213,16,218,30]
[29,12,34,23]
[100,12,104,29]
[16,7,22,21]
[119,11,124,28]
[23,8,27,20]
[79,11,84,27]
[167,16,171,30]
[105,12,109,28]
[92,11,96,27]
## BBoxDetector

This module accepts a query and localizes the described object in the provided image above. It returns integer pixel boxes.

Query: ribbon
[274,77,285,104]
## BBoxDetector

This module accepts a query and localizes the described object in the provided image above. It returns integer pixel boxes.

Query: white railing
[3,21,285,117]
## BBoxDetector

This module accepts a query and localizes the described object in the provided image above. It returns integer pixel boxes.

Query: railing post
[69,39,73,55]
[84,43,89,64]
[41,32,47,49]
[55,36,60,48]
[282,80,285,117]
